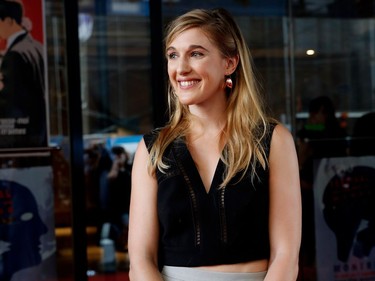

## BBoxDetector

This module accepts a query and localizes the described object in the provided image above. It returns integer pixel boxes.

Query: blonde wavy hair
[148,8,275,187]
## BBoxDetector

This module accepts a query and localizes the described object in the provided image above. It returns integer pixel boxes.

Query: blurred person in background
[107,146,132,251]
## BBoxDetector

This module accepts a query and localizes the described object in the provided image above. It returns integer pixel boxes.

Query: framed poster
[0,166,56,281]
[314,156,375,281]
[0,0,49,149]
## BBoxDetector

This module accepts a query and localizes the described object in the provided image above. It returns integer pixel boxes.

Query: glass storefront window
[76,0,153,278]
[43,0,375,280]
[295,18,375,132]
[79,2,153,136]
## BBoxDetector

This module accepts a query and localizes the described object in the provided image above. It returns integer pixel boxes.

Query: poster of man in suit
[0,0,48,149]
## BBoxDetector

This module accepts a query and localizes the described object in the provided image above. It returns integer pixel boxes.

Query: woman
[128,8,301,281]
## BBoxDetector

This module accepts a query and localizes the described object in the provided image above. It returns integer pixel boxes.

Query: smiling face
[166,28,232,109]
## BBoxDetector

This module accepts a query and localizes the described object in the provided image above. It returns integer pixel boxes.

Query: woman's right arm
[128,139,163,281]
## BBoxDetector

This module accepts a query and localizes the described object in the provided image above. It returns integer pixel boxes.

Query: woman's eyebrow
[189,45,209,52]
[166,45,209,52]
[166,46,176,52]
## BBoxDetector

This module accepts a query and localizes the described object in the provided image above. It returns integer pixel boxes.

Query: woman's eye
[191,51,203,57]
[167,53,177,59]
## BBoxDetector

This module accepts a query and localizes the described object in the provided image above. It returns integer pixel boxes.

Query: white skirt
[162,266,267,281]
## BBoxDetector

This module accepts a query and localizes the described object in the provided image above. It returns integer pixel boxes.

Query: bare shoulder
[272,123,293,140]
[135,137,148,155]
[133,138,149,166]
[269,123,297,160]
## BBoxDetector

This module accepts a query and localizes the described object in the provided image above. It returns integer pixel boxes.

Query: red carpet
[89,272,130,281]
[60,272,129,281]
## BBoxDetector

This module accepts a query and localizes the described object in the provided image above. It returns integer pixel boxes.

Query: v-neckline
[173,139,223,195]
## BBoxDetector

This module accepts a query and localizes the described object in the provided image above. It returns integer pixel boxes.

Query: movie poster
[0,0,48,149]
[0,166,57,281]
[314,156,375,281]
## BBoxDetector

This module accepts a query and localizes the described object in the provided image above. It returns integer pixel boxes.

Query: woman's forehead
[167,28,214,49]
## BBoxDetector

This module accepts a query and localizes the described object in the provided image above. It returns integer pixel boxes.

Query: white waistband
[162,266,267,281]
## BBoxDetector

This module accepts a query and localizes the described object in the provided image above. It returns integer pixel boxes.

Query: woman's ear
[225,55,239,75]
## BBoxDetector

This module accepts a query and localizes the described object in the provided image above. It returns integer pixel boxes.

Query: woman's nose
[176,57,191,74]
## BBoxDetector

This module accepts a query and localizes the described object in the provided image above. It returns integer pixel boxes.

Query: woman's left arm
[265,124,302,281]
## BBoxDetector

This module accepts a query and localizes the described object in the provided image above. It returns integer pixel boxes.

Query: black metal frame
[63,1,88,280]
[149,0,168,128]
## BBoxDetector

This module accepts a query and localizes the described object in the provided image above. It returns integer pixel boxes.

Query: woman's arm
[265,124,302,281]
[128,139,163,281]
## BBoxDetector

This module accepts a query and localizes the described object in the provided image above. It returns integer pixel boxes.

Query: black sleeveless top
[143,123,276,267]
